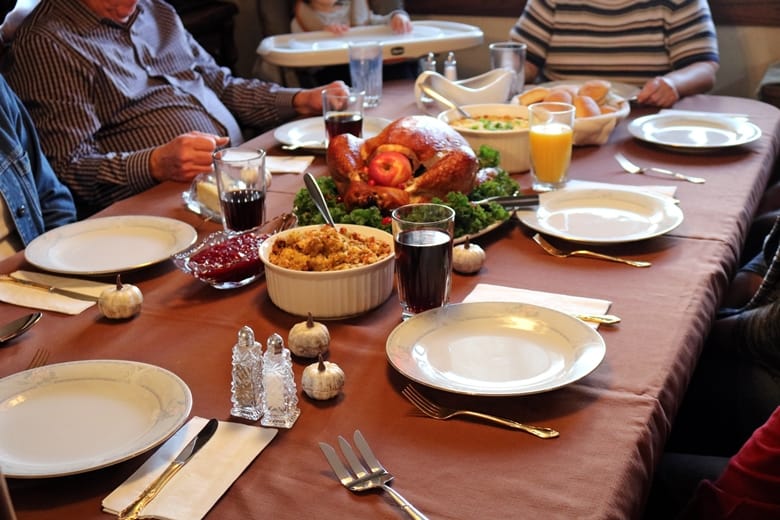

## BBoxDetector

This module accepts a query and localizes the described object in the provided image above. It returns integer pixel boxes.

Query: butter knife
[0,274,100,302]
[118,418,219,520]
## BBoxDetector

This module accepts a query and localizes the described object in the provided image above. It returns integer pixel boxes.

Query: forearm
[665,61,719,98]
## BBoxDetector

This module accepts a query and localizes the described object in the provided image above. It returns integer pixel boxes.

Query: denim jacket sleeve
[0,75,76,246]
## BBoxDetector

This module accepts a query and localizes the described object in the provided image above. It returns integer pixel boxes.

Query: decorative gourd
[453,237,486,274]
[98,274,143,319]
[301,354,345,400]
[288,312,330,358]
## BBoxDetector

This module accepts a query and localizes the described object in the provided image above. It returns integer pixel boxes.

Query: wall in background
[230,1,780,100]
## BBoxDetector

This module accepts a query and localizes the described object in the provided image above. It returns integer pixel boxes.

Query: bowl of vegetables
[438,104,530,174]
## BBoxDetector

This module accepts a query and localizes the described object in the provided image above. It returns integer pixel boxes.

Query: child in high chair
[292,0,412,35]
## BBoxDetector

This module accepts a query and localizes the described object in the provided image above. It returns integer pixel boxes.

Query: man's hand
[149,132,229,182]
[293,81,349,117]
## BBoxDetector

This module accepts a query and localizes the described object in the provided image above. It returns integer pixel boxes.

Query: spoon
[0,312,42,344]
[303,172,336,226]
[419,84,472,118]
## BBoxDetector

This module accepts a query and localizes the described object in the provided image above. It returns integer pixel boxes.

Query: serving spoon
[303,172,336,226]
[419,84,472,118]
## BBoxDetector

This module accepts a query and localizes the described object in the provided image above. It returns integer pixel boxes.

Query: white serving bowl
[438,103,530,173]
[258,224,395,319]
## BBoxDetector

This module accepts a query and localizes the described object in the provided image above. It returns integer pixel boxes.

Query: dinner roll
[544,89,573,104]
[518,86,549,106]
[578,80,611,105]
[573,95,601,118]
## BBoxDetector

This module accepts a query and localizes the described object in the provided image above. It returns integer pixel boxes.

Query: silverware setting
[0,312,42,345]
[533,233,652,268]
[118,418,219,520]
[319,430,429,520]
[25,347,49,370]
[0,274,100,301]
[303,172,336,226]
[402,385,560,439]
[614,152,706,184]
[471,193,539,210]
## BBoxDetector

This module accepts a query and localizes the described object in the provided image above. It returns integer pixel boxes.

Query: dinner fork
[401,385,560,439]
[25,348,49,370]
[614,152,706,184]
[319,430,429,520]
[533,233,652,268]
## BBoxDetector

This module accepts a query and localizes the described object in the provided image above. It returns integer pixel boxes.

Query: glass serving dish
[173,213,297,289]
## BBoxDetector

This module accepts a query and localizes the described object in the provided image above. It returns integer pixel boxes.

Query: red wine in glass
[395,228,452,318]
[221,189,265,232]
[324,112,363,140]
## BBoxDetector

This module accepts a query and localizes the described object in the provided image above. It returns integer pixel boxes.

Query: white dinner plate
[274,116,391,151]
[628,113,762,151]
[0,360,192,478]
[517,188,683,244]
[386,302,606,396]
[25,215,198,275]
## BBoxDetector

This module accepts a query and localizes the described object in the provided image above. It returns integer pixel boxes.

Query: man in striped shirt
[510,0,720,107]
[4,0,347,216]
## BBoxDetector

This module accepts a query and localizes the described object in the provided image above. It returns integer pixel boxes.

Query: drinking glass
[528,102,575,191]
[213,148,266,233]
[322,89,364,147]
[489,42,527,100]
[391,203,455,320]
[348,41,382,107]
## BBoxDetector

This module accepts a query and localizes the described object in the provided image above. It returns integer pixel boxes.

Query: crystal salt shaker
[261,333,300,428]
[230,325,264,420]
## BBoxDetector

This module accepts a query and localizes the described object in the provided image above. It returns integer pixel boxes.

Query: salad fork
[25,348,49,370]
[319,430,428,520]
[533,233,652,268]
[401,385,560,439]
[614,152,706,184]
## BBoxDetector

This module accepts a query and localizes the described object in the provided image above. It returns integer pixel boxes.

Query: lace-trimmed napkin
[103,416,277,520]
[0,270,113,315]
[463,283,612,329]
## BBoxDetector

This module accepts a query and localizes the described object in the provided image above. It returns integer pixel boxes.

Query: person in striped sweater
[510,0,720,107]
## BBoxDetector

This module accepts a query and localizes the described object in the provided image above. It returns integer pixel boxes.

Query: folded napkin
[463,283,612,329]
[0,270,113,315]
[265,155,314,174]
[563,179,678,198]
[103,417,277,520]
[659,109,749,121]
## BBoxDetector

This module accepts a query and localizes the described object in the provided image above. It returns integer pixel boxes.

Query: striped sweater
[510,0,719,85]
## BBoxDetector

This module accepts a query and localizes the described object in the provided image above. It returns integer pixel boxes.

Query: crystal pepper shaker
[230,325,264,421]
[260,333,300,428]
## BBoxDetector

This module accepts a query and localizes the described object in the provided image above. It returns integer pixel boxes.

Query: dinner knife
[118,418,219,520]
[1,274,100,302]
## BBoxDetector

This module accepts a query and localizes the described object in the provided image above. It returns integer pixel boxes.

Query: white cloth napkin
[0,270,113,315]
[103,417,277,520]
[562,179,678,198]
[659,109,749,121]
[266,155,314,174]
[463,283,612,329]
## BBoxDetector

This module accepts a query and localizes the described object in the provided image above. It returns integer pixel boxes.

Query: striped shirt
[510,0,719,85]
[5,0,300,214]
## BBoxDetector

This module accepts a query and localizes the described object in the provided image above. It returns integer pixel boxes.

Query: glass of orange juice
[528,102,575,191]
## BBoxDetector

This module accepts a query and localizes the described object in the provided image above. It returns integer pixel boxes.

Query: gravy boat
[415,69,513,114]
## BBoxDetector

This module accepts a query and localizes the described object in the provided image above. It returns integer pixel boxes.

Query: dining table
[1,80,779,520]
